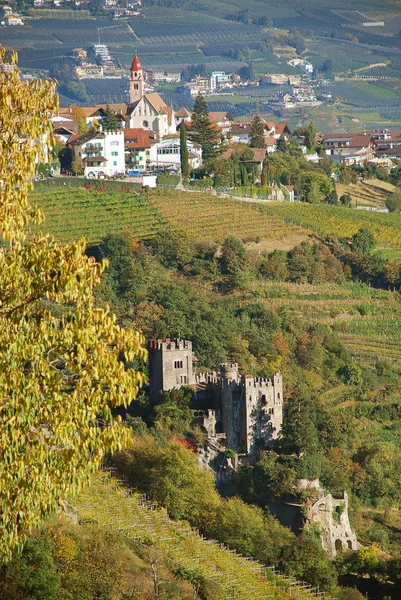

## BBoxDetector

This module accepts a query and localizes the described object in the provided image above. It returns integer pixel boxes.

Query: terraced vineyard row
[30,187,307,245]
[31,189,167,244]
[74,474,333,600]
[258,281,401,368]
[263,203,401,248]
[148,191,306,242]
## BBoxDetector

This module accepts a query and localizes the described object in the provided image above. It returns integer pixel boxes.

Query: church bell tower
[129,54,144,105]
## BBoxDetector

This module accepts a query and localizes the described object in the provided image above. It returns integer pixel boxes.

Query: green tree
[188,94,221,161]
[385,192,401,213]
[301,171,334,203]
[179,122,189,180]
[220,236,246,275]
[340,193,352,207]
[281,385,320,457]
[352,227,375,254]
[249,115,265,148]
[71,158,84,176]
[0,531,60,600]
[0,46,146,562]
[102,104,120,130]
[113,435,220,524]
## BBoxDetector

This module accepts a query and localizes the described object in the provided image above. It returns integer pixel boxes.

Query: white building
[4,14,24,25]
[69,129,125,177]
[149,137,202,170]
[127,55,176,138]
[210,71,231,91]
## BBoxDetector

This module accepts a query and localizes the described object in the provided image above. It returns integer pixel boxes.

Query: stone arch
[335,539,343,552]
[347,540,353,550]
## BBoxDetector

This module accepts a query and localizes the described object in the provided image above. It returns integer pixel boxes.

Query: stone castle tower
[148,338,283,455]
[129,54,144,105]
[148,338,195,403]
[220,363,283,454]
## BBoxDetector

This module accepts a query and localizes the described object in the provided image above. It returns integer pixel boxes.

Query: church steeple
[129,54,144,104]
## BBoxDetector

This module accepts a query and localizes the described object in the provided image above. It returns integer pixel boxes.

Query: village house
[322,132,376,164]
[147,68,181,84]
[69,129,125,178]
[4,14,24,25]
[124,128,156,172]
[208,111,233,135]
[175,107,192,128]
[262,74,288,85]
[72,47,87,61]
[179,75,210,96]
[148,137,202,171]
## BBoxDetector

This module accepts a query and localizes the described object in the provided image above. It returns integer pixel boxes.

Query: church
[126,55,176,137]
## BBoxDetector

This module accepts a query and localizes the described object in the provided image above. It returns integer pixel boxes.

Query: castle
[148,338,358,558]
[148,338,283,455]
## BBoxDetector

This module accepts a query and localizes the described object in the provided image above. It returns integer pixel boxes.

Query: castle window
[174,360,183,369]
[261,394,267,405]
[277,393,281,400]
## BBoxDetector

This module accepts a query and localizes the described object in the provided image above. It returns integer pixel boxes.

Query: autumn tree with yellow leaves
[0,47,146,561]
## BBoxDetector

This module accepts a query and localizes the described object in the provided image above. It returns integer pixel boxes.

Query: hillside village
[51,53,401,186]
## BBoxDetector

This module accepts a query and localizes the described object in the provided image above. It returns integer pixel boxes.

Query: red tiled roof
[249,148,266,163]
[124,128,152,148]
[131,54,142,71]
[176,107,192,117]
[275,123,291,135]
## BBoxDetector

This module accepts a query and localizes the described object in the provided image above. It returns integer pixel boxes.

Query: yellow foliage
[0,47,146,562]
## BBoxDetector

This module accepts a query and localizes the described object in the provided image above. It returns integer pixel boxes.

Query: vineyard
[30,187,307,245]
[256,278,401,371]
[74,474,332,600]
[262,203,401,248]
[31,187,167,244]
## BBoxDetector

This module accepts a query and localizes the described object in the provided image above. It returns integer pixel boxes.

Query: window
[143,120,149,128]
[174,360,183,369]
[111,151,118,156]
[113,161,117,166]
[110,141,119,146]
[277,393,280,400]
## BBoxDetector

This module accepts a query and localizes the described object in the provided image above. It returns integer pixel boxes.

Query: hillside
[31,184,308,245]
[74,473,331,600]
[262,202,401,248]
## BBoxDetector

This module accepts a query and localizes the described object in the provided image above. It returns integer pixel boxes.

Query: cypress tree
[188,94,221,161]
[249,115,265,148]
[179,122,189,180]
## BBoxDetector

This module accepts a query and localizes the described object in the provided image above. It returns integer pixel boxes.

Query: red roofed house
[322,133,376,165]
[175,107,192,127]
[124,128,156,172]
